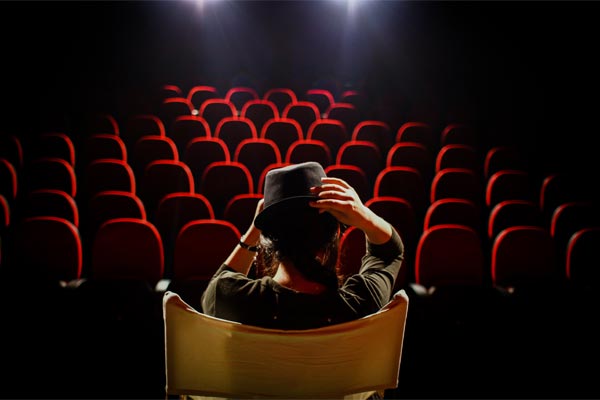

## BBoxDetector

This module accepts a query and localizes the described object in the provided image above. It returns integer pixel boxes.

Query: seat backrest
[10,216,82,283]
[184,137,231,190]
[395,122,435,152]
[223,193,264,234]
[92,217,164,285]
[435,144,479,175]
[415,224,484,288]
[83,134,127,165]
[172,219,240,281]
[122,114,165,153]
[305,88,334,116]
[31,132,76,168]
[138,160,195,219]
[83,159,136,201]
[187,85,219,112]
[199,99,236,134]
[169,115,211,157]
[24,157,77,198]
[21,188,79,227]
[200,161,254,219]
[282,101,321,136]
[240,99,279,135]
[374,166,427,217]
[159,97,194,131]
[233,138,281,189]
[325,102,359,134]
[214,116,258,156]
[483,145,528,181]
[491,225,559,289]
[263,87,297,115]
[225,86,259,115]
[306,119,349,162]
[386,142,434,184]
[261,118,303,158]
[337,140,384,185]
[163,289,409,399]
[351,120,393,156]
[285,139,332,169]
[486,169,536,209]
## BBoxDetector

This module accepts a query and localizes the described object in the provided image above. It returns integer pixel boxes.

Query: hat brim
[254,195,317,231]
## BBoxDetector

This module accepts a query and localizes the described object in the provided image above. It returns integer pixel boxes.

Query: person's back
[201,161,404,329]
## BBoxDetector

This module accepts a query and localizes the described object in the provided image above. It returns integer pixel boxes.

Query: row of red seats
[2,174,597,288]
[2,212,598,307]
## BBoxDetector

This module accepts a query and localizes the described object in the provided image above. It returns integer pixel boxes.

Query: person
[201,161,404,329]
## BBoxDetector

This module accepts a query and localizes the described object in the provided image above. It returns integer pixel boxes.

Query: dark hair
[255,206,342,289]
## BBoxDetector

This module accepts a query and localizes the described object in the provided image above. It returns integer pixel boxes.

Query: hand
[309,177,368,227]
[310,177,392,244]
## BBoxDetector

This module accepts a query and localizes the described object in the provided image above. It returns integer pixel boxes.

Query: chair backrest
[282,101,321,136]
[10,216,82,283]
[163,289,409,399]
[305,88,334,116]
[263,87,297,114]
[82,112,119,136]
[435,144,480,175]
[374,166,427,217]
[234,138,282,189]
[223,193,263,234]
[491,225,559,289]
[184,137,231,190]
[307,119,349,162]
[172,219,240,281]
[199,99,236,134]
[122,114,165,153]
[325,102,360,134]
[430,167,483,206]
[200,161,254,218]
[261,118,303,158]
[82,159,136,201]
[82,134,127,165]
[168,115,211,157]
[159,97,194,131]
[92,217,164,285]
[131,135,179,180]
[351,120,393,156]
[439,123,477,148]
[285,139,332,169]
[337,140,384,185]
[386,142,434,184]
[31,132,76,168]
[241,99,279,135]
[483,145,528,181]
[21,188,79,227]
[214,116,258,156]
[225,86,259,115]
[424,198,481,234]
[395,121,435,152]
[415,224,484,288]
[24,157,77,198]
[0,157,18,203]
[138,160,195,219]
[187,85,219,112]
[486,169,536,209]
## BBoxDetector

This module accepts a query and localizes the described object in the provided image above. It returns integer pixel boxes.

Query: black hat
[254,162,326,231]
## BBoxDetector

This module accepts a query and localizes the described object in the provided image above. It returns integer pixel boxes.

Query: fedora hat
[254,161,326,231]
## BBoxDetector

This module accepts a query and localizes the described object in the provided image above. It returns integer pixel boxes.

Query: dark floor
[1,278,598,399]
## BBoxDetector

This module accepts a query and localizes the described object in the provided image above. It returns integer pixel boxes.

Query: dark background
[2,2,600,398]
[2,0,600,183]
